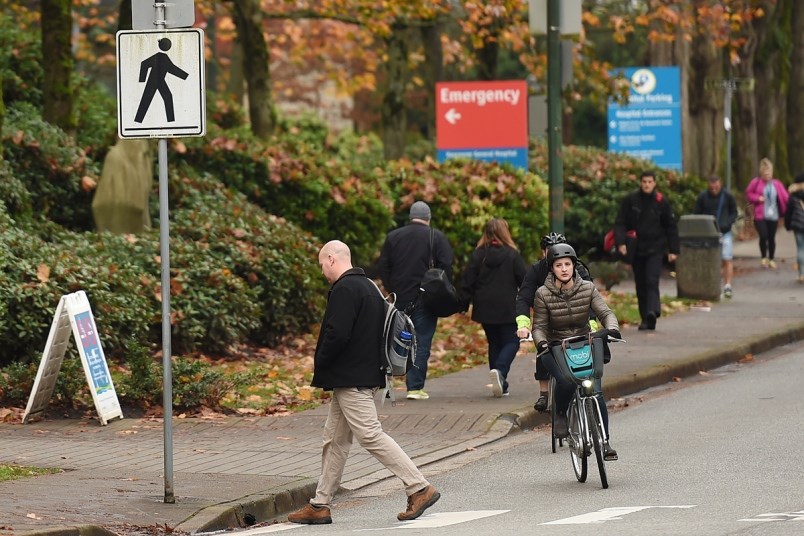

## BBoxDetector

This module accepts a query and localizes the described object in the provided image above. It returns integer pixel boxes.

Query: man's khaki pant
[312,387,429,506]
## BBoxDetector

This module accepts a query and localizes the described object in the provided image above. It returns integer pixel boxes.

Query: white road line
[543,505,696,525]
[355,510,510,531]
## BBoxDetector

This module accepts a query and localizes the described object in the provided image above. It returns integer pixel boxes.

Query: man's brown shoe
[288,502,332,524]
[397,485,440,521]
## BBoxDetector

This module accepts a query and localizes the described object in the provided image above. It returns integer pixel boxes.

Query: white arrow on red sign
[445,108,462,125]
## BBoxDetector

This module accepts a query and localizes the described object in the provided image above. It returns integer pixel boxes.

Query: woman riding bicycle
[532,243,621,461]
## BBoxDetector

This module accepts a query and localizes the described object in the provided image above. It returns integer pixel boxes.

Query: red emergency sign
[436,80,528,150]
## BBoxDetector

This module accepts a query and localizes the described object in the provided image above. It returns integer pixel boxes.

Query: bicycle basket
[548,335,604,384]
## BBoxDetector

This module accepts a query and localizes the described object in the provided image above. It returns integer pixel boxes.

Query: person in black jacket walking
[693,174,738,298]
[288,240,440,525]
[377,201,454,400]
[614,170,680,330]
[784,173,804,283]
[461,218,527,397]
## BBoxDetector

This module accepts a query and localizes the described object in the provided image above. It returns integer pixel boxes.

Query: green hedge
[0,164,326,367]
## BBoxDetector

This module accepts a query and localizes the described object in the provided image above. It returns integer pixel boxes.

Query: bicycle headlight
[581,379,593,389]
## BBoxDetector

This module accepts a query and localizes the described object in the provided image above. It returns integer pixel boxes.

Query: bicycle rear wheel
[587,398,608,489]
[567,399,587,482]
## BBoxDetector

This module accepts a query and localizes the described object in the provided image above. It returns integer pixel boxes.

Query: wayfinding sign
[436,80,529,170]
[607,66,682,171]
[23,291,123,426]
[117,28,206,139]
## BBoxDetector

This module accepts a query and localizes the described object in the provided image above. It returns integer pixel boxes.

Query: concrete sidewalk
[1,230,802,536]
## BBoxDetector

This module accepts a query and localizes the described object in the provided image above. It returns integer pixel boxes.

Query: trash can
[676,215,722,301]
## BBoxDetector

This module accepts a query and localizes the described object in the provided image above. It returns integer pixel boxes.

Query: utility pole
[547,0,563,233]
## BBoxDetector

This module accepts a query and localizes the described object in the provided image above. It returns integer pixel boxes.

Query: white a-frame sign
[23,291,123,426]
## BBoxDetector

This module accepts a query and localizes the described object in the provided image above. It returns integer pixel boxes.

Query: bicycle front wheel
[587,398,608,489]
[567,399,587,482]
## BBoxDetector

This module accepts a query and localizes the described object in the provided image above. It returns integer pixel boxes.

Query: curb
[178,480,319,534]
[15,526,118,536]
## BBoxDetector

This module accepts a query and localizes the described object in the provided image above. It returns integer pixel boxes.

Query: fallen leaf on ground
[739,354,754,363]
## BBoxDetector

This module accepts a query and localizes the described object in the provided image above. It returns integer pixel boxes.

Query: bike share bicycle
[539,330,624,489]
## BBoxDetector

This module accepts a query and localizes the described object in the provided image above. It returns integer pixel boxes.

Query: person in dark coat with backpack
[784,173,804,283]
[694,174,738,298]
[288,240,440,525]
[377,201,454,401]
[461,218,527,397]
[614,170,679,331]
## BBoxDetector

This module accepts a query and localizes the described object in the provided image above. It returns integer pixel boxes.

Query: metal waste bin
[676,215,722,301]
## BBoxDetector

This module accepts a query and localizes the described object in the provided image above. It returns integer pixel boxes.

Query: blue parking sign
[607,66,682,172]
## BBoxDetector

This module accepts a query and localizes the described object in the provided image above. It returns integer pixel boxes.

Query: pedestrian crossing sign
[116,28,205,139]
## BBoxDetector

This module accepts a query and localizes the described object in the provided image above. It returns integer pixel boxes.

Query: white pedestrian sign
[117,28,205,138]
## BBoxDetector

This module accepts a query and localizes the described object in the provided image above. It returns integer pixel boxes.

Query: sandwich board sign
[23,291,123,426]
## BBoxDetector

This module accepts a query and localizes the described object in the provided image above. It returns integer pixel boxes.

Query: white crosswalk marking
[739,510,804,522]
[543,505,696,525]
[356,510,510,531]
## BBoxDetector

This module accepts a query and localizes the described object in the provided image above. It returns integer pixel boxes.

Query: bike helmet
[546,243,577,267]
[541,232,567,249]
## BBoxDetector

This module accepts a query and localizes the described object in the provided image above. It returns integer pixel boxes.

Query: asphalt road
[233,341,804,536]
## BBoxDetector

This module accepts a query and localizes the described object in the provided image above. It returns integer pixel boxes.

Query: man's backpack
[368,280,417,405]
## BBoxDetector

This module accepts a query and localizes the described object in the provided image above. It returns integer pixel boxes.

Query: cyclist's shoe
[534,395,548,412]
[603,443,618,461]
[554,414,569,438]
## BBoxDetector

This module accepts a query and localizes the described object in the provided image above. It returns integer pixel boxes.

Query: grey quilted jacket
[532,271,619,344]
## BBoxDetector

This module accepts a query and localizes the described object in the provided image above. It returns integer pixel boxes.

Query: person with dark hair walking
[461,218,527,397]
[694,174,738,298]
[614,170,679,331]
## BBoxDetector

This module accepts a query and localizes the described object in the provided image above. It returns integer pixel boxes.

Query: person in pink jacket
[746,158,789,268]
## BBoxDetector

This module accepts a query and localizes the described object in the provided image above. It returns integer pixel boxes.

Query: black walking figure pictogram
[134,38,189,123]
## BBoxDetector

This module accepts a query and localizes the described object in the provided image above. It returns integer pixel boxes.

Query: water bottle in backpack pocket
[391,330,413,363]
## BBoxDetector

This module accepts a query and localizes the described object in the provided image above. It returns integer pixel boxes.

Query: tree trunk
[732,22,759,191]
[420,22,443,142]
[230,0,275,139]
[380,26,409,160]
[118,0,132,31]
[788,0,804,176]
[685,28,722,180]
[753,0,788,180]
[475,31,499,81]
[648,36,692,176]
[0,75,5,159]
[41,0,75,132]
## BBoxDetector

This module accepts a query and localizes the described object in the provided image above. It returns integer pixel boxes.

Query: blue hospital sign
[607,66,682,171]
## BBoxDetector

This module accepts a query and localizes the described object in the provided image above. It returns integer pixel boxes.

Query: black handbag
[420,228,463,317]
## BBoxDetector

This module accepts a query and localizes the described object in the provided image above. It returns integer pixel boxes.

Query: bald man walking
[287,241,440,525]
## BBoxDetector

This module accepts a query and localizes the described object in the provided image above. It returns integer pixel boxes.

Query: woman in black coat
[461,218,527,397]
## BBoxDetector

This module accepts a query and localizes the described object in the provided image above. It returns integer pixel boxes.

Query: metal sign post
[118,0,203,504]
[706,77,754,192]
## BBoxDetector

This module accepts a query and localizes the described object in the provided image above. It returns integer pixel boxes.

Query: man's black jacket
[312,268,386,390]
